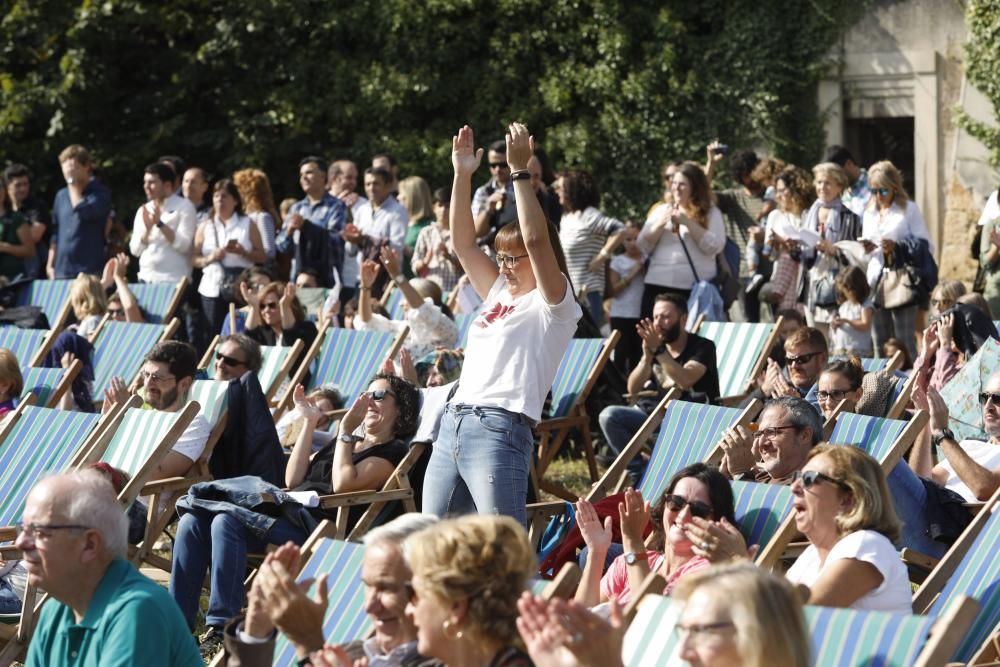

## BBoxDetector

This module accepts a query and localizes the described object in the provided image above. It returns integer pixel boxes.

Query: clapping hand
[141,202,161,231]
[936,313,954,350]
[618,487,651,544]
[292,384,324,422]
[378,246,402,279]
[343,223,362,244]
[926,386,950,432]
[257,543,328,657]
[360,260,381,289]
[452,125,484,176]
[340,392,371,437]
[636,318,664,356]
[280,282,297,310]
[517,594,626,667]
[718,425,755,476]
[240,281,260,309]
[685,516,754,562]
[575,498,612,553]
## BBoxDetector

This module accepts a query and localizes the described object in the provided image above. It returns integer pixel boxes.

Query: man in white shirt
[343,167,407,295]
[129,162,197,285]
[328,159,368,215]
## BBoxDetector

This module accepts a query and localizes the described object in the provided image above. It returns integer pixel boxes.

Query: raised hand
[280,281,297,308]
[379,245,402,278]
[506,122,534,171]
[719,425,755,476]
[926,386,950,432]
[257,553,328,657]
[452,125,484,176]
[921,322,940,357]
[618,487,650,544]
[516,594,578,667]
[636,318,664,356]
[293,384,324,422]
[240,281,259,309]
[705,140,726,168]
[686,516,754,563]
[115,252,130,277]
[340,391,371,436]
[575,498,612,553]
[936,313,954,350]
[360,260,381,289]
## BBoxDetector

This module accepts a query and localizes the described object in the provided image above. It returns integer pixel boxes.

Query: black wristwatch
[339,433,363,445]
[931,428,955,448]
[155,220,166,229]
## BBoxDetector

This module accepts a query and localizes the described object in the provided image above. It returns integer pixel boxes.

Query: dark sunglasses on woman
[366,389,397,401]
[663,494,713,519]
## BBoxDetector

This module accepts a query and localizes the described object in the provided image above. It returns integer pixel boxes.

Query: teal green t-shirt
[26,559,201,667]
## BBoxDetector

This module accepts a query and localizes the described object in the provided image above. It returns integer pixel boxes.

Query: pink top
[600,552,710,606]
[913,347,960,391]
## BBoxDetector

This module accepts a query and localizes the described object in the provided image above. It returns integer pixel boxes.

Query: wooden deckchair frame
[199,335,305,404]
[22,359,82,408]
[695,316,784,405]
[88,317,181,406]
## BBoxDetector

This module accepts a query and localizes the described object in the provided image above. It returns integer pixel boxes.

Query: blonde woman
[638,161,725,318]
[234,168,280,264]
[398,176,436,278]
[786,444,911,613]
[69,272,108,337]
[405,515,536,666]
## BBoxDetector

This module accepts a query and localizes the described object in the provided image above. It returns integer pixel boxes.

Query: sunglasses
[366,389,397,401]
[792,470,850,491]
[663,494,713,519]
[786,351,822,366]
[108,308,125,318]
[495,253,528,269]
[489,162,509,169]
[979,392,1000,406]
[216,352,246,368]
[260,301,279,311]
[874,187,891,197]
[817,388,858,401]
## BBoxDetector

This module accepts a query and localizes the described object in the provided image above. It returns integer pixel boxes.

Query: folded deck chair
[15,279,74,331]
[20,360,82,408]
[90,318,180,408]
[199,336,304,404]
[0,327,56,367]
[126,279,188,324]
[695,318,783,404]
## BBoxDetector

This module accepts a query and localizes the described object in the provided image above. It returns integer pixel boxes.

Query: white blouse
[640,206,725,289]
[197,215,255,298]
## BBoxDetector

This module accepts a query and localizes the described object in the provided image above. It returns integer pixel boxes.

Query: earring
[442,619,464,640]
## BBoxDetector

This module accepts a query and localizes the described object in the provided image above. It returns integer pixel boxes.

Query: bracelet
[358,286,371,292]
[510,169,531,181]
[393,273,406,285]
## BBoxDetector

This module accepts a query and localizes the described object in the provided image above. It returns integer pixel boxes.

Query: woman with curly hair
[170,372,420,641]
[233,168,280,265]
[405,514,537,667]
[638,161,726,318]
[759,165,815,314]
[555,169,625,325]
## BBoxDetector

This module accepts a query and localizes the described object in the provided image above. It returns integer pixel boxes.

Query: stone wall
[941,175,983,284]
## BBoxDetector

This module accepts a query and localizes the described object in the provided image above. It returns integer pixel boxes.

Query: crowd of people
[3,120,1000,667]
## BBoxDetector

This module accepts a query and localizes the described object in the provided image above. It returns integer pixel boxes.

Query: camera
[712,144,730,156]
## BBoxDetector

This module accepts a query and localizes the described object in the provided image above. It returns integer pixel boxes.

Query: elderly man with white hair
[16,470,201,667]
[220,513,442,666]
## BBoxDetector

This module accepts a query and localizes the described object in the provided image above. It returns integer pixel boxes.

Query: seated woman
[785,444,911,613]
[106,253,144,322]
[574,463,736,608]
[275,384,344,452]
[169,373,419,637]
[817,356,901,420]
[355,246,458,360]
[405,514,536,667]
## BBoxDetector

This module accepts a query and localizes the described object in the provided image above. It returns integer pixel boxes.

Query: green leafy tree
[959,0,1000,168]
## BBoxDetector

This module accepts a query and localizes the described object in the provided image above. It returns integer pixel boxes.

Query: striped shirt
[559,207,624,296]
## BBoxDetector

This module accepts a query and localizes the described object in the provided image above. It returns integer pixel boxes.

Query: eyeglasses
[495,253,529,269]
[141,370,176,384]
[979,392,1000,406]
[931,299,953,308]
[817,388,858,401]
[752,424,799,440]
[260,301,279,311]
[874,187,891,197]
[216,352,246,368]
[108,307,125,318]
[15,521,90,542]
[489,162,509,170]
[663,494,713,519]
[792,470,851,492]
[674,621,735,644]
[786,351,823,366]
[366,389,397,401]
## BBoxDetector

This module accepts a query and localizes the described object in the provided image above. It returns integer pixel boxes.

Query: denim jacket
[175,476,318,541]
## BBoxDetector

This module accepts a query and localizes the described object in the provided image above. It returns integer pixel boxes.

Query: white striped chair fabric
[696,321,776,399]
[0,328,48,366]
[127,282,181,324]
[92,321,170,398]
[187,380,229,428]
[16,280,73,327]
[99,407,189,476]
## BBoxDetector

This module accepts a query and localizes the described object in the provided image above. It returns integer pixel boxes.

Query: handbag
[875,265,919,310]
[679,237,726,325]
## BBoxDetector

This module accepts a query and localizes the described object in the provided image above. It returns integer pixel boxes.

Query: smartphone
[712,144,730,156]
[226,239,240,250]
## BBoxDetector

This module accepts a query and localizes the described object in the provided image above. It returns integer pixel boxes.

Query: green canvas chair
[89,318,180,408]
[16,279,74,331]
[199,336,304,404]
[126,279,188,324]
[695,318,783,404]
[0,327,55,367]
[20,360,81,408]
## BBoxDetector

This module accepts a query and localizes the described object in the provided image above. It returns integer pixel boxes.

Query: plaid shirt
[276,193,347,284]
[843,168,871,216]
[769,252,802,311]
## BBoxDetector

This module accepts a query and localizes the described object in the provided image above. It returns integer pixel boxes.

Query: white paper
[286,491,320,508]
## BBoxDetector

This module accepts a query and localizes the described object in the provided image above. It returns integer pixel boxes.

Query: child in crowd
[275,385,344,453]
[830,265,874,357]
[607,221,645,374]
[68,272,108,337]
[882,337,912,370]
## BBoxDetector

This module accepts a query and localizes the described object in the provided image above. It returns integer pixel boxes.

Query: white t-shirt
[940,439,1000,502]
[786,530,911,614]
[451,275,582,422]
[171,413,213,463]
[609,254,644,319]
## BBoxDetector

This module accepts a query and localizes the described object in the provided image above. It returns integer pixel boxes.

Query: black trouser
[609,317,642,376]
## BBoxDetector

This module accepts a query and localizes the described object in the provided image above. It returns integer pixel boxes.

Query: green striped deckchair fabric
[0,328,48,366]
[384,287,405,319]
[188,380,229,428]
[697,321,775,398]
[20,366,65,407]
[92,321,168,398]
[455,312,476,348]
[806,605,936,667]
[127,282,180,324]
[307,329,398,402]
[828,412,907,463]
[0,407,101,528]
[831,356,888,372]
[259,345,294,396]
[272,539,371,666]
[549,339,605,418]
[16,279,73,327]
[99,407,187,476]
[731,481,794,550]
[622,593,683,665]
[638,402,743,501]
[927,501,1000,662]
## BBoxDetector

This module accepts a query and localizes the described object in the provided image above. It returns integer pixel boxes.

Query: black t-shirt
[639,332,720,409]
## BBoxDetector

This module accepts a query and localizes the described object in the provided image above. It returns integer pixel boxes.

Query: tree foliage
[0,0,861,219]
[959,0,1000,168]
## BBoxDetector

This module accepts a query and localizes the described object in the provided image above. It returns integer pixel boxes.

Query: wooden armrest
[527,500,568,516]
[318,487,413,508]
[535,416,586,431]
[901,547,940,572]
[0,544,21,559]
[141,475,209,495]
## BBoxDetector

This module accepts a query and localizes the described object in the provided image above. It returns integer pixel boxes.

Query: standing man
[276,156,346,288]
[4,163,50,278]
[371,153,400,197]
[328,159,367,215]
[17,469,202,666]
[47,145,112,279]
[182,167,212,222]
[824,145,871,216]
[472,139,517,243]
[129,162,197,286]
[343,167,407,299]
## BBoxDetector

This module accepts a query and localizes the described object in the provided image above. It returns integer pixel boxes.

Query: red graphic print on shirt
[475,302,516,328]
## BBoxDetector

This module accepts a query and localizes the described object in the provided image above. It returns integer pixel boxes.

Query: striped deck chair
[276,325,407,416]
[381,284,405,319]
[730,480,794,559]
[995,320,999,336]
[199,336,304,404]
[455,311,477,348]
[913,488,1000,664]
[126,280,187,324]
[20,360,81,407]
[295,286,329,322]
[621,594,974,667]
[16,279,74,331]
[536,334,620,497]
[695,318,783,403]
[587,395,760,503]
[0,327,54,367]
[90,318,180,407]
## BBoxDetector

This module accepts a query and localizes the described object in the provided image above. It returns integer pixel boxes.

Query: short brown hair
[257,283,305,323]
[785,326,828,354]
[58,144,93,167]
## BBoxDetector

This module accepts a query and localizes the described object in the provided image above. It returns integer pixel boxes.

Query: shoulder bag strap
[677,235,701,283]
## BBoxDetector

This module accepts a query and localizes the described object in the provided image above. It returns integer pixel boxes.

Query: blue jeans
[422,404,534,527]
[886,461,948,559]
[599,405,653,482]
[586,291,604,327]
[0,574,21,614]
[170,508,308,629]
